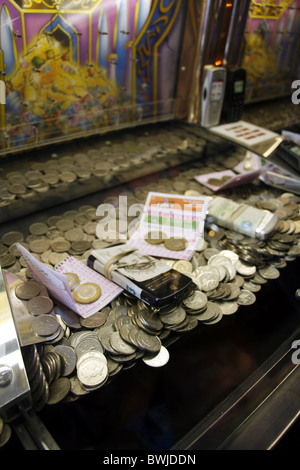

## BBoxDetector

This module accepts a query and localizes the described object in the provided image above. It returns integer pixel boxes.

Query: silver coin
[137,308,163,332]
[107,357,122,375]
[110,331,136,355]
[56,219,75,232]
[80,311,107,329]
[195,301,221,321]
[173,260,193,273]
[203,248,220,260]
[47,377,71,405]
[252,273,268,285]
[41,351,62,383]
[64,227,84,242]
[136,329,161,353]
[215,300,238,315]
[77,353,108,388]
[243,281,261,293]
[202,312,223,324]
[223,283,241,300]
[29,223,48,236]
[15,280,41,300]
[76,348,105,367]
[48,251,69,266]
[28,296,54,315]
[197,270,220,292]
[75,336,104,358]
[160,306,186,326]
[51,238,71,253]
[208,255,236,280]
[142,346,170,368]
[59,171,77,183]
[31,314,60,336]
[69,375,89,396]
[2,231,24,246]
[54,345,76,376]
[100,330,119,354]
[235,259,256,277]
[29,238,51,254]
[173,315,198,332]
[219,250,239,265]
[55,305,82,329]
[183,290,208,311]
[0,253,16,267]
[258,266,280,280]
[237,289,256,306]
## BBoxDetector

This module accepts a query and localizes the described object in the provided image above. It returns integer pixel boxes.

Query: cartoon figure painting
[0,0,184,154]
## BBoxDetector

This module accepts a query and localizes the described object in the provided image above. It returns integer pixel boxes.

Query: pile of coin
[0,149,300,442]
[0,124,205,214]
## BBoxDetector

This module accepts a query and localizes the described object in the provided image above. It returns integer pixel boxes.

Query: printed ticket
[128,192,209,261]
[16,244,123,318]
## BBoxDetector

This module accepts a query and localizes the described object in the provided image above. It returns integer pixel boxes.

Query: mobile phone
[201,65,226,128]
[221,67,246,123]
[275,140,300,174]
[88,247,194,309]
[208,196,279,240]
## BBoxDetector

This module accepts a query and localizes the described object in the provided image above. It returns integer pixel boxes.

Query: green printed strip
[144,215,199,230]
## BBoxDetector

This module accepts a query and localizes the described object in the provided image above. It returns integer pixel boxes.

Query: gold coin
[73,283,101,304]
[144,231,168,245]
[164,237,187,252]
[64,272,80,290]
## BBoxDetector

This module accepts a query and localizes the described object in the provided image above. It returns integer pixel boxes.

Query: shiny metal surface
[14,407,60,450]
[0,265,31,421]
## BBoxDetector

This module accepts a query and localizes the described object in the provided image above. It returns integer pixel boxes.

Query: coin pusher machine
[0,0,300,450]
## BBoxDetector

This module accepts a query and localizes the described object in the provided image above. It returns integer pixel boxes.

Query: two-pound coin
[64,272,80,290]
[144,231,168,245]
[164,237,187,251]
[73,283,101,304]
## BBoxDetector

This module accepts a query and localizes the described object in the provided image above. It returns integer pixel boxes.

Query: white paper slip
[210,121,279,147]
[194,168,265,192]
[16,244,123,318]
[128,192,209,261]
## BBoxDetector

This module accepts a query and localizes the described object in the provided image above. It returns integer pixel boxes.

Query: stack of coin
[22,345,49,412]
[40,349,63,384]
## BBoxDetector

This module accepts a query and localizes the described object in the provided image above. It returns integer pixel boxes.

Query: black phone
[275,140,300,174]
[88,253,194,309]
[222,67,246,123]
